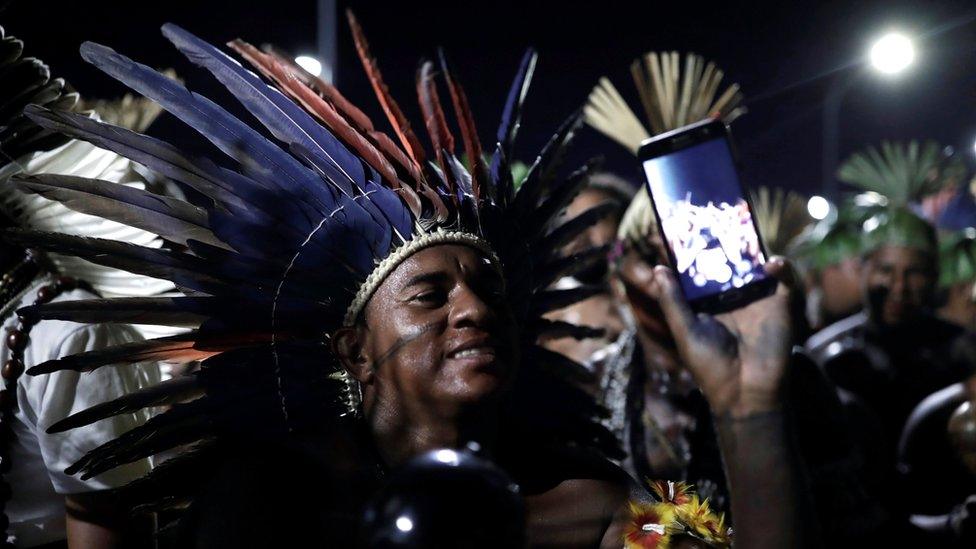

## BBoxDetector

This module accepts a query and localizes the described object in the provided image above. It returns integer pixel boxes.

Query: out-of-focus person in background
[0,27,165,549]
[806,140,975,544]
[586,49,900,544]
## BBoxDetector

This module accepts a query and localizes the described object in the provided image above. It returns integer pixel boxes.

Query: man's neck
[370,399,498,468]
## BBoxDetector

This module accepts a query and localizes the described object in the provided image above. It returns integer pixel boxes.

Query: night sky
[2,0,974,198]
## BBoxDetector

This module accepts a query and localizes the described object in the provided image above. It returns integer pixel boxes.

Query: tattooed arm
[644,258,820,548]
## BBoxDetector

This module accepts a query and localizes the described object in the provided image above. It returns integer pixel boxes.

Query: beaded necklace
[0,249,89,546]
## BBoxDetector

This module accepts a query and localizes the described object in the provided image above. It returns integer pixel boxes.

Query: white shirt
[3,277,161,547]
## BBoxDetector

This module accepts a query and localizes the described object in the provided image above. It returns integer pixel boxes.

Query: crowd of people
[0,10,972,549]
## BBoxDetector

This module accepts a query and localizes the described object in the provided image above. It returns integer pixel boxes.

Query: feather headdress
[9,13,620,505]
[592,52,745,257]
[750,186,810,257]
[585,52,745,155]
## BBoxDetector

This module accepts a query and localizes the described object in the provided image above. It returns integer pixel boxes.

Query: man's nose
[450,285,492,328]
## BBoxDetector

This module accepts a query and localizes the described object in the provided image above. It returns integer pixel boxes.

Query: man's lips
[445,336,501,365]
[447,346,497,359]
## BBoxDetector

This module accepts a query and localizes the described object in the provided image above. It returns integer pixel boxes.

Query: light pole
[821,32,915,198]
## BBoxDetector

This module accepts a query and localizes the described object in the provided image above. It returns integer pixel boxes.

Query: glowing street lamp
[294,55,323,77]
[869,32,915,75]
[807,195,831,220]
[822,30,916,198]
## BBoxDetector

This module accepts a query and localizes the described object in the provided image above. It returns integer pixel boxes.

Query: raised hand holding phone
[639,119,776,313]
[645,257,795,418]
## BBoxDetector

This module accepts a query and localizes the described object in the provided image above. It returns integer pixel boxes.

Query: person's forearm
[64,493,139,549]
[65,513,121,549]
[715,410,820,549]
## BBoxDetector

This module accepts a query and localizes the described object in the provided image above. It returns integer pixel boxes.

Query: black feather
[534,202,617,253]
[534,245,610,291]
[529,318,605,340]
[17,297,211,327]
[11,174,224,249]
[522,344,595,384]
[529,285,604,316]
[47,375,203,433]
[67,400,214,480]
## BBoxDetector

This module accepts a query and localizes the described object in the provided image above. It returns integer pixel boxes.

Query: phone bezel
[637,119,776,314]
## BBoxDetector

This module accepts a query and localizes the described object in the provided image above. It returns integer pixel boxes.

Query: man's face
[819,257,863,321]
[356,245,517,418]
[862,245,936,327]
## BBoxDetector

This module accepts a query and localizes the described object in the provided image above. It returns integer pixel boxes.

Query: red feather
[228,39,423,217]
[416,60,456,194]
[256,46,426,186]
[439,51,486,201]
[260,45,375,134]
[346,10,427,171]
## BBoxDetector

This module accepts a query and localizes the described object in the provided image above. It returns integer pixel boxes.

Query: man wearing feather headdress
[0,27,164,548]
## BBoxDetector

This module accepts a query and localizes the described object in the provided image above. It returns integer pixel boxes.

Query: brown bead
[4,331,25,353]
[15,313,35,329]
[1,360,23,381]
[34,285,53,304]
[55,276,76,291]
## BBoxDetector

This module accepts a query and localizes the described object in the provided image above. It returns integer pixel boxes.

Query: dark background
[2,0,974,197]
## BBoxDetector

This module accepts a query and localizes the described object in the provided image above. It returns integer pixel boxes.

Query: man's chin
[450,371,511,405]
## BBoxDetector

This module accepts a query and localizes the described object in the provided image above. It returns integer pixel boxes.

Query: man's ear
[332,326,373,385]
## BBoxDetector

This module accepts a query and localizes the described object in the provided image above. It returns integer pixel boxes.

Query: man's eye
[413,290,445,304]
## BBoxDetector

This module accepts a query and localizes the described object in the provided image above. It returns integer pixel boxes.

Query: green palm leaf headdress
[838,140,957,253]
[939,228,976,288]
[788,196,886,271]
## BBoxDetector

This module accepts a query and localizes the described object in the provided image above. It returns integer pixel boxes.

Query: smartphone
[638,119,776,313]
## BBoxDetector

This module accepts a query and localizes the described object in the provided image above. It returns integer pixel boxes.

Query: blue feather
[494,48,537,150]
[363,179,413,242]
[937,189,976,231]
[490,49,536,205]
[161,24,360,201]
[79,41,327,225]
[24,105,314,239]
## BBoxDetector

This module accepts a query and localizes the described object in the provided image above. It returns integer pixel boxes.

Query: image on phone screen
[642,137,768,301]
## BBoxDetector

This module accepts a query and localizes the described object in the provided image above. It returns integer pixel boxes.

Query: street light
[294,55,323,77]
[821,31,916,199]
[870,33,915,75]
[807,195,831,220]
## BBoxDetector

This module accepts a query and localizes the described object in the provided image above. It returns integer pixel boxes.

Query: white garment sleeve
[26,323,161,494]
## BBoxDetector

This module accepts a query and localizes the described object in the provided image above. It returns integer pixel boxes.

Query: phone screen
[642,136,767,301]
